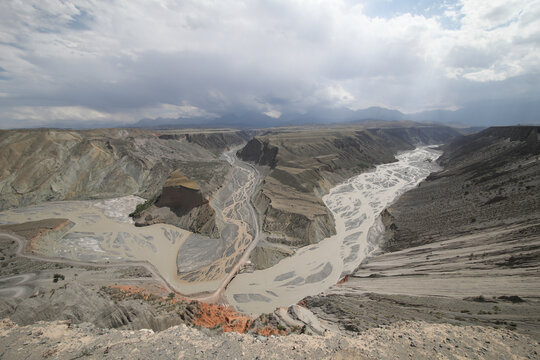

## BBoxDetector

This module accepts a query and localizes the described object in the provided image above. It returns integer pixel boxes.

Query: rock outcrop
[3,282,185,331]
[155,170,207,209]
[249,242,295,270]
[160,130,253,153]
[300,127,540,344]
[236,137,278,167]
[134,171,219,237]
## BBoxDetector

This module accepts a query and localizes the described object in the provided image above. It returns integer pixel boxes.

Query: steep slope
[157,129,253,154]
[382,126,540,251]
[237,125,460,268]
[133,170,219,237]
[0,128,247,212]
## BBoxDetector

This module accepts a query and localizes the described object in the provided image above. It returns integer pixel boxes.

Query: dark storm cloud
[0,0,539,127]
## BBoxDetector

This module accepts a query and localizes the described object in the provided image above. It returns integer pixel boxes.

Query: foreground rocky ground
[1,318,538,360]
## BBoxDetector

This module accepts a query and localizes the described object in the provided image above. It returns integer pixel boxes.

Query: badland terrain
[0,123,538,359]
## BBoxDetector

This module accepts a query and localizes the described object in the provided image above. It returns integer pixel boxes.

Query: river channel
[226,146,442,314]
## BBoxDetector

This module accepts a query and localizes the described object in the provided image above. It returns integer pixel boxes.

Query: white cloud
[263,110,282,118]
[138,103,218,120]
[0,103,216,128]
[442,0,540,82]
[318,84,355,106]
[0,0,539,126]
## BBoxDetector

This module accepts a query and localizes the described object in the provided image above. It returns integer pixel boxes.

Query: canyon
[0,124,538,359]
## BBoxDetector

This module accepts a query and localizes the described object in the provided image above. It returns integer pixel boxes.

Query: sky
[0,0,539,128]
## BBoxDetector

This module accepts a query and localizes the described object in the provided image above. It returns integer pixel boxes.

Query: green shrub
[129,195,159,218]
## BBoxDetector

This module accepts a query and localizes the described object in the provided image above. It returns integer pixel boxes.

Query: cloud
[263,110,282,119]
[0,0,539,127]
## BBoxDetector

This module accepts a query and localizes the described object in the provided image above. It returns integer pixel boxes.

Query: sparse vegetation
[129,195,159,218]
[53,273,65,283]
[498,295,525,303]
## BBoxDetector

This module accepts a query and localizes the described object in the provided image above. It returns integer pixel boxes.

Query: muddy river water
[225,146,442,314]
[0,146,441,312]
[0,147,260,296]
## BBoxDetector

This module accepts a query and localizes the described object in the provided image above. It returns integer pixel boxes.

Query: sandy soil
[342,221,540,298]
[175,147,261,285]
[226,147,442,314]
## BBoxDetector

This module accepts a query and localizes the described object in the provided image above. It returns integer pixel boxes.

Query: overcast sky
[0,0,539,128]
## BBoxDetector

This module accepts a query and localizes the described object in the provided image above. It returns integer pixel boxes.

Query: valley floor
[305,218,540,342]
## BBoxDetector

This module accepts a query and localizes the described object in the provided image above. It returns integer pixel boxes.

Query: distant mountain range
[14,99,538,130]
[134,99,540,129]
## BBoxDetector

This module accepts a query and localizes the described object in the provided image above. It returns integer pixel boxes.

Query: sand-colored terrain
[238,125,460,254]
[0,145,262,298]
[226,147,442,314]
[0,128,250,211]
[0,197,214,292]
[174,147,261,287]
[1,318,538,360]
[1,125,538,359]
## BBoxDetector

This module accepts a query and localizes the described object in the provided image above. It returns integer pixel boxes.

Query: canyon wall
[382,126,540,252]
[0,128,248,209]
[237,125,461,268]
[134,170,219,237]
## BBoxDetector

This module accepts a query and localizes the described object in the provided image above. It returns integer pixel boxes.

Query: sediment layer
[303,126,540,341]
[0,128,248,212]
[382,126,540,251]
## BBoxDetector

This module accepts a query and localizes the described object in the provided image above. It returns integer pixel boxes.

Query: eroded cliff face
[381,126,540,252]
[158,129,253,154]
[302,127,540,342]
[236,137,278,167]
[0,129,240,212]
[134,171,219,237]
[237,125,461,269]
